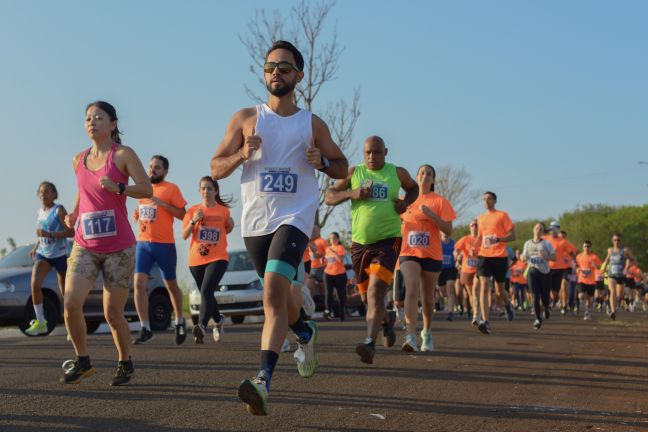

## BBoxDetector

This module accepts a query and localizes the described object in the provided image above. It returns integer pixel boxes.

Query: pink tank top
[74,143,136,253]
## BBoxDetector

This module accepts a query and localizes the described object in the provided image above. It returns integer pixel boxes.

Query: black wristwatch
[118,183,126,195]
[318,156,330,172]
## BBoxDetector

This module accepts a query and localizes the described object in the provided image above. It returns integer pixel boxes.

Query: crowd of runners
[22,40,646,416]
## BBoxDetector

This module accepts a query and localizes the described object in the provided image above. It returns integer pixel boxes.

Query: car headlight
[249,279,263,291]
[0,282,15,294]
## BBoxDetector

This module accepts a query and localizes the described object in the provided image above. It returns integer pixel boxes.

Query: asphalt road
[1,310,647,432]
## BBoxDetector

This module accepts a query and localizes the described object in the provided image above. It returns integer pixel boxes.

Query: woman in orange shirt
[324,232,348,321]
[399,164,456,353]
[182,176,234,344]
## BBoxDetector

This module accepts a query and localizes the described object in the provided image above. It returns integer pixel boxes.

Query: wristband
[118,183,126,195]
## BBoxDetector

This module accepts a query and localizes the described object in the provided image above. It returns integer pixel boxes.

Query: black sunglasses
[263,61,300,74]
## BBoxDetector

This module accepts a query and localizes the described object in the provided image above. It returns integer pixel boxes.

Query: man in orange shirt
[475,191,516,335]
[544,222,577,315]
[132,155,187,344]
[575,240,601,321]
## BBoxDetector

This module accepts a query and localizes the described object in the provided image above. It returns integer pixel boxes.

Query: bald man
[326,136,418,364]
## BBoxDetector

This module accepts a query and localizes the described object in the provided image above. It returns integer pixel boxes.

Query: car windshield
[227,251,255,272]
[0,245,34,268]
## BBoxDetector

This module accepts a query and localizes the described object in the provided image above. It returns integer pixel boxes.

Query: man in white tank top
[211,40,348,416]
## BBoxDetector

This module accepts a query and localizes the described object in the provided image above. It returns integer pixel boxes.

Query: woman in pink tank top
[60,101,152,386]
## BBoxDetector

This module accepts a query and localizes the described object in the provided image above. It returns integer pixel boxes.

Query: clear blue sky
[1,0,647,264]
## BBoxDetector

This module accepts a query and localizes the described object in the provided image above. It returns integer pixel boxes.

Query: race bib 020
[139,205,157,222]
[81,210,117,240]
[408,231,430,247]
[258,168,298,195]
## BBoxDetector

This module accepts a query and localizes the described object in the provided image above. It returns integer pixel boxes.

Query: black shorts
[393,269,406,302]
[477,257,508,283]
[351,237,401,289]
[304,261,311,275]
[578,283,596,297]
[609,275,627,285]
[626,279,637,289]
[399,256,442,273]
[550,269,565,293]
[244,225,309,283]
[562,267,572,281]
[595,281,605,292]
[438,267,458,286]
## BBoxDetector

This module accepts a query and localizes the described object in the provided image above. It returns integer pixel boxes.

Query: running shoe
[60,360,96,384]
[382,310,397,348]
[132,327,153,345]
[175,319,187,345]
[610,311,616,321]
[401,333,418,352]
[505,303,515,321]
[238,374,268,416]
[544,309,551,320]
[25,319,48,336]
[560,307,567,316]
[192,324,205,344]
[477,320,491,335]
[213,314,224,343]
[280,338,291,353]
[355,338,376,364]
[323,310,331,321]
[446,312,454,322]
[420,329,434,352]
[533,319,542,330]
[294,321,318,378]
[471,316,479,327]
[583,311,591,321]
[110,359,134,386]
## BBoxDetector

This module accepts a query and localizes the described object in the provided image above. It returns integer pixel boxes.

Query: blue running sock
[259,350,279,391]
[289,317,313,343]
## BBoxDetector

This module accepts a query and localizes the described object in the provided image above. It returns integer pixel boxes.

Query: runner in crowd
[627,264,644,311]
[397,164,455,352]
[600,233,637,320]
[438,232,458,321]
[307,225,328,318]
[454,219,480,325]
[211,40,348,415]
[543,222,577,315]
[559,230,579,313]
[61,101,152,386]
[132,155,188,345]
[509,250,528,311]
[594,267,607,312]
[392,259,406,330]
[26,181,74,336]
[475,191,516,335]
[326,136,417,363]
[521,223,556,330]
[182,176,233,344]
[324,232,348,321]
[575,240,602,321]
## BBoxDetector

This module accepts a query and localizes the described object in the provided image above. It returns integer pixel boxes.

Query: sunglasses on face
[263,61,299,74]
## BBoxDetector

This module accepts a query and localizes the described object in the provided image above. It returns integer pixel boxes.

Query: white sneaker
[583,311,591,321]
[401,332,419,352]
[213,314,224,342]
[420,329,434,352]
[280,338,291,353]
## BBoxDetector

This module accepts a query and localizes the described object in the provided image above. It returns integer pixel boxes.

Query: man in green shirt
[326,136,417,364]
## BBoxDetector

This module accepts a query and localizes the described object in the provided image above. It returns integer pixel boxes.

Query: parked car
[189,249,365,325]
[0,243,172,336]
[189,249,262,325]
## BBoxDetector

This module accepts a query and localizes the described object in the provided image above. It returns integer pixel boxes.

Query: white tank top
[240,104,318,237]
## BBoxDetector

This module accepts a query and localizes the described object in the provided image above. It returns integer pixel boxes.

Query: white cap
[549,220,560,230]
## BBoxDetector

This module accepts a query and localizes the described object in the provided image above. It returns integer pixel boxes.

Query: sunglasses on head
[263,61,299,74]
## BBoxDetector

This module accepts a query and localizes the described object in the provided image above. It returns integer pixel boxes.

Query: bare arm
[100,146,152,198]
[499,229,516,243]
[394,167,418,214]
[420,205,453,236]
[210,108,256,180]
[55,206,75,238]
[225,217,234,234]
[325,166,369,206]
[151,197,186,220]
[600,249,612,269]
[305,115,348,179]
